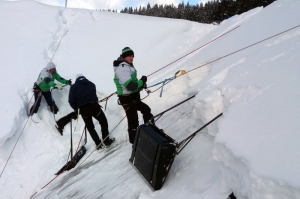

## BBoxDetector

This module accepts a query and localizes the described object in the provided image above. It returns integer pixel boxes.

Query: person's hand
[67,79,72,85]
[54,85,62,90]
[140,76,147,85]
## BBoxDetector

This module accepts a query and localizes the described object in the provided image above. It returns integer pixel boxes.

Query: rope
[0,118,31,178]
[144,24,300,98]
[147,76,176,97]
[0,92,43,178]
[36,116,127,199]
[146,70,186,97]
[28,26,242,196]
[50,85,70,124]
[31,23,300,197]
[50,30,69,62]
[30,127,86,199]
[97,25,241,104]
[146,25,241,77]
[26,93,35,116]
[76,116,126,168]
[186,24,300,74]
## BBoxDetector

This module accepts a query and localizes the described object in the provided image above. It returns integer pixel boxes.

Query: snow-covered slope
[0,0,300,198]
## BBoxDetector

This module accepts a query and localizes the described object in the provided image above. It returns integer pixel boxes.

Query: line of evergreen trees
[119,0,276,24]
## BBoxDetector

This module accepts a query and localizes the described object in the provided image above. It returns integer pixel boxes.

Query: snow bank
[185,0,300,198]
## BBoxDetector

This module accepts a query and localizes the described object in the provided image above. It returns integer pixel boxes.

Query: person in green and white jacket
[113,47,153,144]
[29,62,71,119]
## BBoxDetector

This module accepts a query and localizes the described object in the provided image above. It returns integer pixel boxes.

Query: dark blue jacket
[68,76,98,110]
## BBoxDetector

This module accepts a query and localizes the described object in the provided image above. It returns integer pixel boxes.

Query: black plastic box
[129,124,177,191]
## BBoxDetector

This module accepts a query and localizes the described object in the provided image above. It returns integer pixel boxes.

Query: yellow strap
[175,70,186,78]
[77,109,80,121]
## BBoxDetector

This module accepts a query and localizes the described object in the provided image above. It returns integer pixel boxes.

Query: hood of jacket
[46,62,56,70]
[75,76,90,85]
[113,56,133,67]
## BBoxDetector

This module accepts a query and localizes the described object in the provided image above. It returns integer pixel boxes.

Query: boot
[55,125,63,136]
[96,143,105,150]
[128,129,137,144]
[104,137,115,147]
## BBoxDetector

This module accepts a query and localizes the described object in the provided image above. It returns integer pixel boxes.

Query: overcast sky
[33,0,209,11]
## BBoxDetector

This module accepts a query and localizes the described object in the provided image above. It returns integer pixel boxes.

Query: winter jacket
[35,62,67,92]
[113,56,144,95]
[68,76,98,110]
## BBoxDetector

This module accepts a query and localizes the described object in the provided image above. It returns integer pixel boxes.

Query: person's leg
[56,111,77,130]
[134,92,153,124]
[91,103,109,140]
[80,104,101,146]
[119,95,139,144]
[43,91,58,114]
[137,102,153,124]
[30,91,42,115]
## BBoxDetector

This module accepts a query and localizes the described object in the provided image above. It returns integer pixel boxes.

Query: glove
[140,76,147,85]
[66,79,72,85]
[54,84,62,90]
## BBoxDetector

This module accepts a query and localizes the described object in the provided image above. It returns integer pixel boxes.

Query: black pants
[56,111,77,130]
[118,92,153,144]
[80,103,109,146]
[30,84,58,115]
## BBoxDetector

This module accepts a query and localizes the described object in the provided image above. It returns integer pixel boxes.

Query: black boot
[104,138,115,147]
[96,143,105,150]
[128,129,137,144]
[55,125,63,136]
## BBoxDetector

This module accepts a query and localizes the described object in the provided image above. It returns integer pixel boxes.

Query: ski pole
[70,118,73,159]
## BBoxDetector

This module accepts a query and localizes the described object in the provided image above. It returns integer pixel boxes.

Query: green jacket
[113,56,143,95]
[36,67,67,92]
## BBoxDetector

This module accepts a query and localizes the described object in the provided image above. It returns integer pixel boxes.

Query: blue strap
[147,76,176,97]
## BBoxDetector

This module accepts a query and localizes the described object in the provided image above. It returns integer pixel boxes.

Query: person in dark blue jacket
[68,74,115,149]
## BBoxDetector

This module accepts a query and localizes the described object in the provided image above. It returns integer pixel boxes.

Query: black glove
[67,79,72,85]
[140,76,147,85]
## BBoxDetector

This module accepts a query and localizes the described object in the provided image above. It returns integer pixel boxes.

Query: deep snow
[0,0,300,198]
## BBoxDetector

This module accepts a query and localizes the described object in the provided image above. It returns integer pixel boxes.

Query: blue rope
[147,76,176,97]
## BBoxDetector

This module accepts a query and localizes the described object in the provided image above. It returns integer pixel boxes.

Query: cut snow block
[129,123,177,191]
[55,146,86,175]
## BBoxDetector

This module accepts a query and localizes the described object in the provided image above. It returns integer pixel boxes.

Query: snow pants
[80,103,109,146]
[118,92,153,144]
[30,84,58,115]
[56,111,77,131]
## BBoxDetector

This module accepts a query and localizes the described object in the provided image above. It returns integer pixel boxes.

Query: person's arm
[54,72,68,84]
